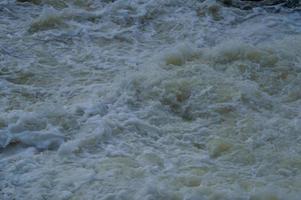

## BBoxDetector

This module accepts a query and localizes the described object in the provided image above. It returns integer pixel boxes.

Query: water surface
[1,0,301,199]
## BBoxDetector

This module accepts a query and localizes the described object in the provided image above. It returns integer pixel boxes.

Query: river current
[1,0,301,199]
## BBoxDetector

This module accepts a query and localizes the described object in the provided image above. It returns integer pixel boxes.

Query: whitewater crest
[1,0,301,200]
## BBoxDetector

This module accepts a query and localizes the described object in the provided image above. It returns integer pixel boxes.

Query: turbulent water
[1,0,301,199]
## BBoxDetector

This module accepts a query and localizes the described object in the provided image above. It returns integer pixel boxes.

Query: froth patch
[205,41,278,67]
[28,7,100,33]
[29,7,67,33]
[162,43,199,66]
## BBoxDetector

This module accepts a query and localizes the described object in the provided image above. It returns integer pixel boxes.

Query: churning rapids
[1,0,301,199]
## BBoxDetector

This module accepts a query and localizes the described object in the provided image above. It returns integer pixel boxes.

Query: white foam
[1,1,301,199]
